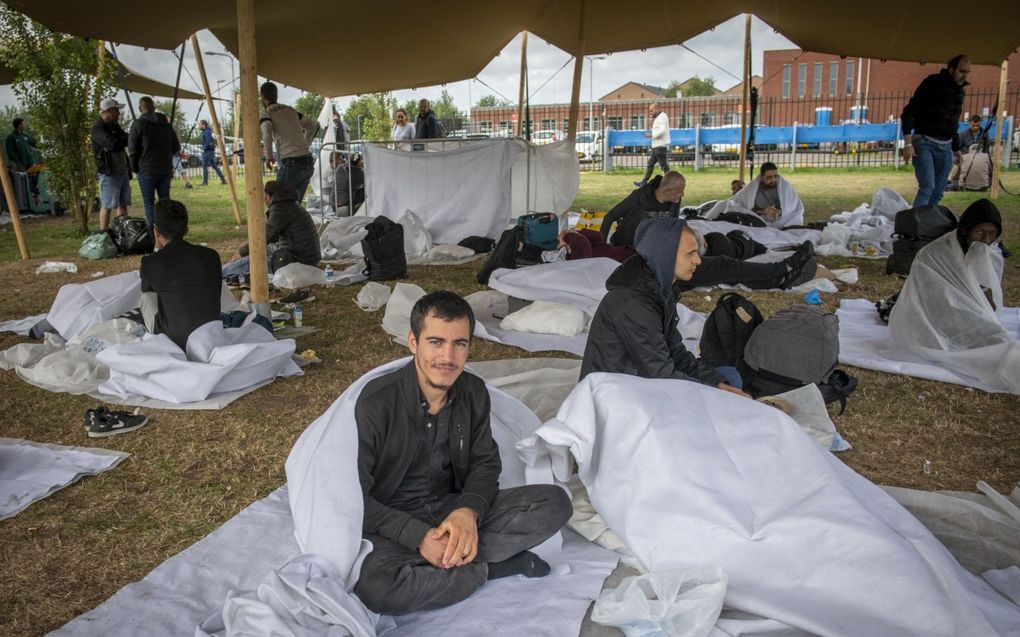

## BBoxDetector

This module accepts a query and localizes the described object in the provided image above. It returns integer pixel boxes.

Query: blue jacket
[201,127,215,152]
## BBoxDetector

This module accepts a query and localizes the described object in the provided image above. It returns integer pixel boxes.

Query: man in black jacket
[600,171,685,247]
[413,98,444,139]
[353,291,572,615]
[139,199,222,350]
[91,97,132,230]
[581,216,752,395]
[129,96,181,230]
[901,54,970,207]
[222,180,321,279]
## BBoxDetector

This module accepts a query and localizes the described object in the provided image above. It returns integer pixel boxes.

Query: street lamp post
[586,55,606,133]
[205,50,236,155]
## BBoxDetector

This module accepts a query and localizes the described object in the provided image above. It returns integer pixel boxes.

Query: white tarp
[510,139,580,217]
[518,373,1020,636]
[889,233,1020,394]
[704,175,804,228]
[0,438,128,520]
[47,271,141,340]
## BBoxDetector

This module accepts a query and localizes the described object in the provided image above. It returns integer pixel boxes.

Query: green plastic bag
[78,232,117,260]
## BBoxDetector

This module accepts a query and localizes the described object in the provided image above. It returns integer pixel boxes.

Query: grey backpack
[744,305,840,386]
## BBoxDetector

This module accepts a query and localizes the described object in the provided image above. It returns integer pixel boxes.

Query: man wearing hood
[581,216,750,397]
[129,96,181,229]
[901,55,970,207]
[600,171,685,247]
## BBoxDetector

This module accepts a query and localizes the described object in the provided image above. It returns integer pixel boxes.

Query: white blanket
[889,234,1019,394]
[838,299,1020,392]
[0,313,47,336]
[706,175,804,228]
[688,220,819,252]
[0,438,128,520]
[47,271,141,340]
[518,373,1020,636]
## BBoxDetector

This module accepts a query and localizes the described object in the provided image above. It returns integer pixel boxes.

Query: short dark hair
[263,179,296,201]
[12,117,23,129]
[139,96,155,110]
[410,291,475,340]
[153,199,189,241]
[260,81,278,103]
[760,161,778,174]
[969,114,983,123]
[947,54,969,70]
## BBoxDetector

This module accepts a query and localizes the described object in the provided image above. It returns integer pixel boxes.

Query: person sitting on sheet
[222,180,321,280]
[353,291,573,615]
[599,170,685,247]
[581,216,753,395]
[719,162,805,228]
[140,199,222,350]
[889,199,1019,393]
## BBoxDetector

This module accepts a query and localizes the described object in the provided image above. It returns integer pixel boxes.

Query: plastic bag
[819,222,852,249]
[591,566,727,637]
[355,282,391,312]
[272,263,327,289]
[871,187,909,220]
[399,209,433,256]
[78,232,118,260]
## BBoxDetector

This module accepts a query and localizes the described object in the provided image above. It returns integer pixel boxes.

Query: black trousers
[354,484,572,615]
[642,146,670,182]
[682,255,787,290]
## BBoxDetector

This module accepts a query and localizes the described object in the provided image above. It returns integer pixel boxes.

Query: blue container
[815,107,833,127]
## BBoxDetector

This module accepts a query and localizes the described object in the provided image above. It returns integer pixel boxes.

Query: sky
[0,15,798,127]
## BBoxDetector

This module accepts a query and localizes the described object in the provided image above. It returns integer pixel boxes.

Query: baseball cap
[100,97,126,112]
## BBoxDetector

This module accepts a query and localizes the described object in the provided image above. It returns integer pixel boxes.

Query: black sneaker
[88,408,149,438]
[278,289,312,304]
[84,406,111,429]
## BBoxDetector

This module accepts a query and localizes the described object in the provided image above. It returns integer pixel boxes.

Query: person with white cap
[90,97,132,230]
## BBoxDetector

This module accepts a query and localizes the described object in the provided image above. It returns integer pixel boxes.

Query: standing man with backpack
[414,99,445,139]
[91,98,132,231]
[900,54,970,207]
[260,81,318,203]
[129,97,181,230]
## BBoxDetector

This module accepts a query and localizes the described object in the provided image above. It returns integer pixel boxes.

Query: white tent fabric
[510,139,581,217]
[889,234,1020,394]
[47,271,141,340]
[704,175,805,229]
[517,373,1020,636]
[0,438,128,520]
[837,299,1020,392]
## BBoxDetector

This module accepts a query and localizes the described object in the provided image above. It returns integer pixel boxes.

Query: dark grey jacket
[414,109,443,139]
[900,69,966,152]
[600,174,679,247]
[355,361,502,551]
[239,188,321,265]
[90,119,130,176]
[129,111,181,176]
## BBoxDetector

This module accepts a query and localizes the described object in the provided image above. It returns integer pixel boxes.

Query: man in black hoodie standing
[129,96,181,230]
[901,55,970,207]
[581,216,751,396]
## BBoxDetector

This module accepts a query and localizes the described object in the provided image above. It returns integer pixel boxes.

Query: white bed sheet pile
[836,298,1020,392]
[0,313,47,335]
[518,373,1020,636]
[46,271,141,340]
[319,213,478,266]
[0,438,128,520]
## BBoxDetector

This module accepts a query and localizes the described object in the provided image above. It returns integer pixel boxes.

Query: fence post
[893,119,901,170]
[790,121,797,171]
[603,126,612,173]
[1002,116,1013,168]
[694,124,702,171]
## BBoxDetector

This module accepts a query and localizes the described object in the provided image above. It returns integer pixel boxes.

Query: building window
[781,64,791,99]
[563,118,571,132]
[797,63,807,98]
[723,111,739,126]
[845,60,855,96]
[479,121,492,133]
[499,120,511,133]
[813,62,823,97]
[630,114,645,129]
[677,112,692,128]
[829,62,838,96]
[607,116,623,129]
[541,118,555,130]
[582,117,601,130]
[700,112,716,127]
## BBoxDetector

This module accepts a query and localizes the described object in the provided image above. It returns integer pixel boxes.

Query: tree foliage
[155,98,190,143]
[343,93,397,141]
[0,9,116,235]
[294,92,325,120]
[475,94,510,108]
[665,76,717,98]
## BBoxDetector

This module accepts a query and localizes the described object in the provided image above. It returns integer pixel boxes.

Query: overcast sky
[0,15,798,125]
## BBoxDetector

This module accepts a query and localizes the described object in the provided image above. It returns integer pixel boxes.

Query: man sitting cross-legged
[353,290,573,615]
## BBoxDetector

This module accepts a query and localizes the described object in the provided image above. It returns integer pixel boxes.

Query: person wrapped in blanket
[888,199,1019,393]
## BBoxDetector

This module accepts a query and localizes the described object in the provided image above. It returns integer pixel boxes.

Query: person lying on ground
[353,290,572,615]
[599,171,685,247]
[718,162,805,228]
[580,216,754,395]
[223,180,321,280]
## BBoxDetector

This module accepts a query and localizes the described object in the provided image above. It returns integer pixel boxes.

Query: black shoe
[87,408,149,438]
[84,406,111,429]
[784,255,818,289]
[277,289,311,304]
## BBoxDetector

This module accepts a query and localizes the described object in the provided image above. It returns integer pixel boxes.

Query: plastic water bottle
[293,306,303,328]
[238,272,246,287]
[324,264,335,287]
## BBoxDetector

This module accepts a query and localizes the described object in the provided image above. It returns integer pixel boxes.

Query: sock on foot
[487,550,551,580]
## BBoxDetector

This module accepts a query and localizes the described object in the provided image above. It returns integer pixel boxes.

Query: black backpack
[361,216,407,281]
[699,293,763,381]
[886,205,957,276]
[108,215,154,255]
[475,226,542,285]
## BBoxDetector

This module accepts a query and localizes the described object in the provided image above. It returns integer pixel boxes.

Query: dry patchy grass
[0,168,1018,636]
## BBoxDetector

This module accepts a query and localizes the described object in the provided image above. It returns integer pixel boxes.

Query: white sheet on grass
[47,271,141,340]
[0,313,47,336]
[517,373,1020,637]
[889,233,1020,394]
[0,438,128,520]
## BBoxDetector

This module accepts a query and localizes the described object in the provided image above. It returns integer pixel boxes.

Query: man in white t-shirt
[635,103,670,187]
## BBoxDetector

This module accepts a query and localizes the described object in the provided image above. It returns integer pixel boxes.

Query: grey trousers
[642,145,670,182]
[354,484,572,615]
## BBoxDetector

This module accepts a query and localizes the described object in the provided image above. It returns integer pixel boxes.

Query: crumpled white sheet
[34,261,78,274]
[47,271,141,340]
[889,234,1019,394]
[517,373,1020,637]
[0,437,128,520]
[273,262,327,289]
[319,213,472,265]
[500,300,588,337]
[871,187,910,220]
[703,175,804,228]
[815,203,894,258]
[487,259,619,317]
[0,313,48,336]
[837,298,1020,392]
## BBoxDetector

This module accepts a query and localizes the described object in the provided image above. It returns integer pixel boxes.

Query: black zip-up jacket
[580,254,724,386]
[600,175,679,247]
[238,188,321,265]
[900,69,966,152]
[129,111,181,176]
[355,361,502,551]
[90,119,130,176]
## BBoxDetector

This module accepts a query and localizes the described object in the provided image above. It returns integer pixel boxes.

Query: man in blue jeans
[129,96,180,229]
[199,120,226,186]
[260,81,317,203]
[900,54,970,207]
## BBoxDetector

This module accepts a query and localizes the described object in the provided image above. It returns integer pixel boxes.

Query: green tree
[475,94,510,108]
[665,76,717,98]
[294,92,325,120]
[155,98,189,142]
[432,89,460,126]
[343,92,397,140]
[0,9,115,235]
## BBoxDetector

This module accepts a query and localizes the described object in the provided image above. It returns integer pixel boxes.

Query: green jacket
[5,131,37,170]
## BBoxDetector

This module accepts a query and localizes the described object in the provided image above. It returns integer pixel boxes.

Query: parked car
[575,130,603,161]
[533,130,560,145]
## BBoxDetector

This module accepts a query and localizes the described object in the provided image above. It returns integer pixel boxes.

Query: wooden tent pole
[0,143,30,260]
[516,32,528,137]
[236,0,269,310]
[94,41,106,112]
[566,0,588,144]
[191,36,243,224]
[990,59,1008,200]
[738,14,751,181]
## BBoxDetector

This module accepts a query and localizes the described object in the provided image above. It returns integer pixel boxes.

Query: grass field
[1,166,1018,636]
